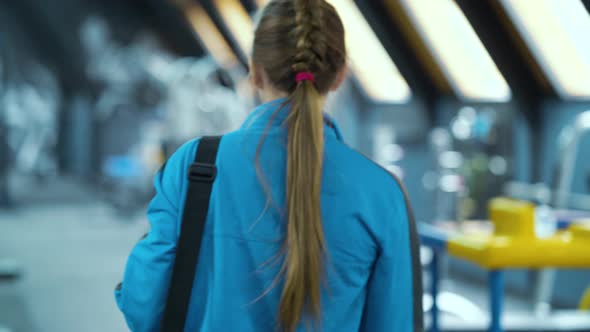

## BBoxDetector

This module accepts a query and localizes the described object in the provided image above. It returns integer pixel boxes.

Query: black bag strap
[161,136,221,332]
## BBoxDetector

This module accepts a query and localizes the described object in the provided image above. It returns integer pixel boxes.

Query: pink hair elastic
[295,72,315,83]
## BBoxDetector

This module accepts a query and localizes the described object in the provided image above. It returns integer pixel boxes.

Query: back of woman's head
[253,0,345,94]
[252,1,346,331]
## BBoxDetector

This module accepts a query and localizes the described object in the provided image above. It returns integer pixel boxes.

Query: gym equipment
[422,106,514,325]
[80,17,249,214]
[533,110,590,315]
[449,199,589,267]
[0,43,61,205]
[420,198,590,332]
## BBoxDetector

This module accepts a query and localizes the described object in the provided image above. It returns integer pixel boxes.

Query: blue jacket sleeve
[361,189,415,331]
[115,139,197,332]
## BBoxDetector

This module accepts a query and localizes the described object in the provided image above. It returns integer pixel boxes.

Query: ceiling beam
[456,0,552,102]
[355,0,443,121]
[240,0,258,14]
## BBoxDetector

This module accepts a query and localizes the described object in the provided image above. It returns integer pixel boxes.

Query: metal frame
[144,0,208,58]
[428,246,505,332]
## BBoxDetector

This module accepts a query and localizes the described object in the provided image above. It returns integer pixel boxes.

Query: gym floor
[0,180,142,332]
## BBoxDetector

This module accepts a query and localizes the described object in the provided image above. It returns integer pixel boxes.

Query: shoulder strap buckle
[188,162,217,183]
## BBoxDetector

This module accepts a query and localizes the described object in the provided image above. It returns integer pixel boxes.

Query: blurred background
[0,0,589,331]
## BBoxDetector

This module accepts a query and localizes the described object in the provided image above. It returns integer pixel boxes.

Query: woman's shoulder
[325,141,414,245]
[327,140,406,199]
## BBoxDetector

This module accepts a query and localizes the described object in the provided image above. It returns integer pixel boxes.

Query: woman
[115,0,422,331]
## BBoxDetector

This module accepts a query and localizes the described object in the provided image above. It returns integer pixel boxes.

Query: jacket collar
[241,98,344,141]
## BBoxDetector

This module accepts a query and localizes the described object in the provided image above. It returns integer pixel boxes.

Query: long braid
[292,0,326,75]
[279,1,328,331]
[251,0,347,330]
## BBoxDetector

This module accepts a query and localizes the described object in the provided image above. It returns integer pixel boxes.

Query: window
[500,0,590,98]
[255,0,269,7]
[399,0,511,102]
[328,0,411,103]
[184,3,239,69]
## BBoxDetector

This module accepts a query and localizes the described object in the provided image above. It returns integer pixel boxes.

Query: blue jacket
[115,98,422,331]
